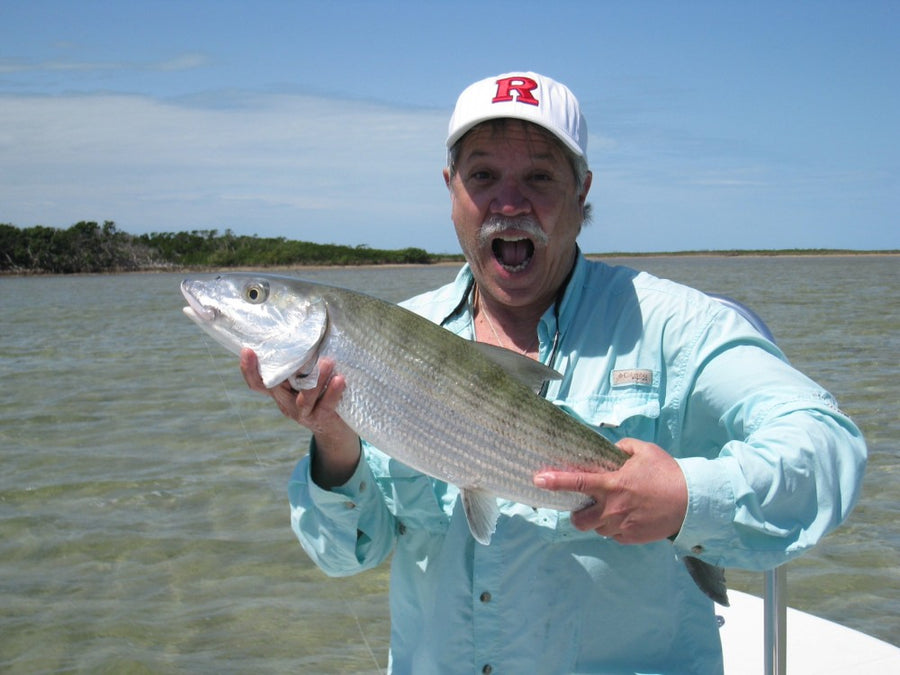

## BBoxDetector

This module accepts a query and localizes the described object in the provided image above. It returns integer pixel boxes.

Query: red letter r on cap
[493,77,540,106]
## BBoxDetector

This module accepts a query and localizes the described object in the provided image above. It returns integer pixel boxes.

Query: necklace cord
[474,287,539,355]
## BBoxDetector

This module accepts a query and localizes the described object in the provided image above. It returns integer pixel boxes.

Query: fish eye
[243,281,269,304]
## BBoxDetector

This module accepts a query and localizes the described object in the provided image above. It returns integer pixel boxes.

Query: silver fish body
[181,273,728,605]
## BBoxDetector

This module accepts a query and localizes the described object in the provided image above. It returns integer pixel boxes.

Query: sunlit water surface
[1,256,897,672]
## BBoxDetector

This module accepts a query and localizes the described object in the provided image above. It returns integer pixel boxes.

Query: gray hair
[446,119,591,192]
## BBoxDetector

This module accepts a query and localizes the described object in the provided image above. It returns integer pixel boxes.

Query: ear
[579,171,593,206]
[442,167,452,190]
[578,172,593,229]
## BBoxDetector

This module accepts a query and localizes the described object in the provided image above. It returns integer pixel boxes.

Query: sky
[1,1,897,254]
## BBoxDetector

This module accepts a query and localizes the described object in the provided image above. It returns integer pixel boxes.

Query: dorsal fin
[472,342,562,393]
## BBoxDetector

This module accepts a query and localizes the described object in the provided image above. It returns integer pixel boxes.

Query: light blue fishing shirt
[288,254,866,674]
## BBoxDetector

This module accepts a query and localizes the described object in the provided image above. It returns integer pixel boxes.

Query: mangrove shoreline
[2,221,896,276]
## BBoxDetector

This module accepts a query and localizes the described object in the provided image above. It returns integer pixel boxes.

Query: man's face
[444,121,591,313]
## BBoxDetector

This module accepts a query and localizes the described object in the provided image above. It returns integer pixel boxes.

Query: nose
[490,177,531,216]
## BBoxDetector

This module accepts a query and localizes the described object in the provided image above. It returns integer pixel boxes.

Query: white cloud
[3,88,892,254]
[0,53,211,74]
[0,91,455,250]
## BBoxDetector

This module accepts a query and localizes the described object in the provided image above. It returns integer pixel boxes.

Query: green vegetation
[1,221,437,274]
[1,221,895,275]
[592,249,900,258]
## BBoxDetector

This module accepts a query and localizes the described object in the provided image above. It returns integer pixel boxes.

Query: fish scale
[181,272,729,606]
[325,298,598,510]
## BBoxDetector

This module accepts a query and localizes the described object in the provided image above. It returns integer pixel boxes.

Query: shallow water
[1,256,897,672]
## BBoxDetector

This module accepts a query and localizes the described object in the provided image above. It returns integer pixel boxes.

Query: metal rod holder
[764,565,787,675]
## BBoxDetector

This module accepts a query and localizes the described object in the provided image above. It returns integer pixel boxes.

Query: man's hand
[240,349,346,433]
[533,438,688,545]
[239,348,360,488]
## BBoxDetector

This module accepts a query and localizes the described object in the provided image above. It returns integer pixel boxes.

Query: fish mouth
[180,281,218,322]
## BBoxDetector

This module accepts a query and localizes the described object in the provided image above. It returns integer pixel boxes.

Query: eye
[464,166,496,184]
[243,280,269,304]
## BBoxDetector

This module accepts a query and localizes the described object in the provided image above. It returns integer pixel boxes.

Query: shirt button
[691,544,704,554]
[482,665,492,674]
[343,501,356,509]
[479,591,492,603]
[398,522,407,535]
[359,480,367,492]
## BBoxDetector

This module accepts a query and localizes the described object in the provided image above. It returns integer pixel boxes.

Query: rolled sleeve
[675,402,866,570]
[668,302,868,571]
[288,442,396,576]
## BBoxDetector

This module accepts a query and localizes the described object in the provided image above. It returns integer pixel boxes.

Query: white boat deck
[718,591,900,674]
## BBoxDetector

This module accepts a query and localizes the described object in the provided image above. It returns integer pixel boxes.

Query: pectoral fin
[461,488,500,546]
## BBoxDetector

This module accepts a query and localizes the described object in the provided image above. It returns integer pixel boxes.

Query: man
[241,72,866,673]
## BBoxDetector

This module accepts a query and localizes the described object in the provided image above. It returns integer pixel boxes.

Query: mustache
[478,216,549,247]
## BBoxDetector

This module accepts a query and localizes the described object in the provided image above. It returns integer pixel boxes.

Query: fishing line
[200,336,268,471]
[347,599,383,673]
[197,342,383,671]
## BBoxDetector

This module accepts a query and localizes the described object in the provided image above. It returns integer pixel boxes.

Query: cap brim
[446,114,585,159]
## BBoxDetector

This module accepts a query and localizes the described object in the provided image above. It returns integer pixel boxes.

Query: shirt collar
[547,249,589,338]
[437,265,476,335]
[437,249,589,341]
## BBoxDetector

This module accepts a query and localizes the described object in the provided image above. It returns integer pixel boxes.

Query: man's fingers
[533,470,610,493]
[568,499,602,528]
[318,374,345,408]
[614,437,640,457]
[240,348,267,391]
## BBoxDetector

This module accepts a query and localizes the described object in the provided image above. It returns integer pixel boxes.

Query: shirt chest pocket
[553,376,662,444]
[546,381,663,542]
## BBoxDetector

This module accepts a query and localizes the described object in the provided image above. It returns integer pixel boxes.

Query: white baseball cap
[446,71,588,161]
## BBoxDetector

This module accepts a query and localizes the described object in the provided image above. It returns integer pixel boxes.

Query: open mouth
[492,236,535,272]
[180,281,218,321]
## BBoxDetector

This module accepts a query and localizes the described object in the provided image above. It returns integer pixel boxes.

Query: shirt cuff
[303,439,379,511]
[672,456,737,562]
